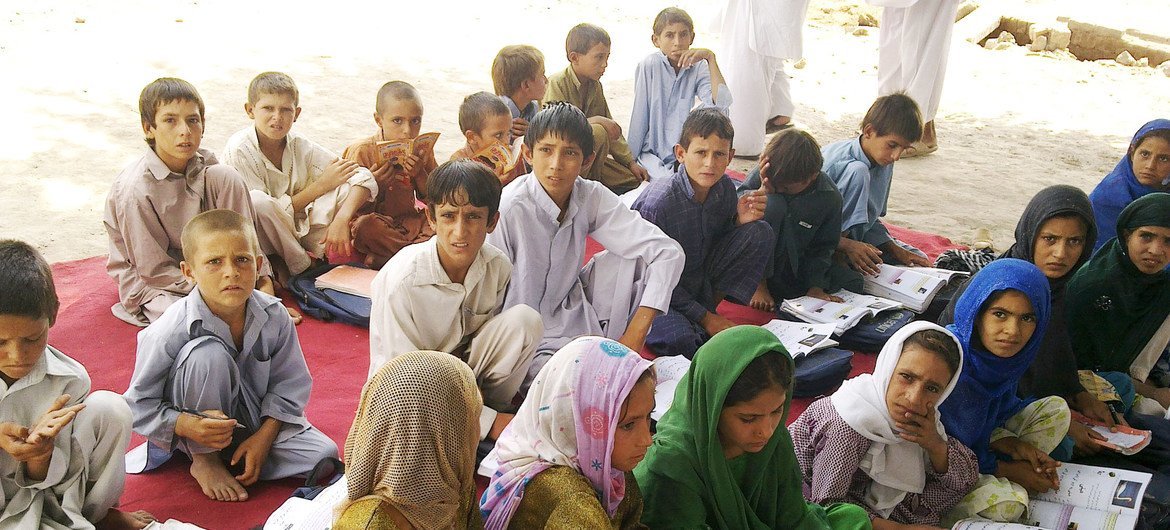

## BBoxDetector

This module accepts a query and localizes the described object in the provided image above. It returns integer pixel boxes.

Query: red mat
[48,222,958,528]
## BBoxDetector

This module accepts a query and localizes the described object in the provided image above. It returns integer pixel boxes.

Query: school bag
[792,347,854,398]
[287,263,372,327]
[835,308,916,353]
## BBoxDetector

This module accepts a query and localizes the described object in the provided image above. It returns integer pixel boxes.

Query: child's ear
[521,143,533,164]
[567,51,580,64]
[373,111,383,128]
[424,207,438,231]
[728,147,736,160]
[180,261,195,284]
[244,102,254,119]
[581,151,596,173]
[673,143,686,162]
[253,254,265,276]
[651,33,660,47]
[861,123,876,139]
[142,120,155,138]
[464,129,478,146]
[486,211,500,233]
[293,106,302,122]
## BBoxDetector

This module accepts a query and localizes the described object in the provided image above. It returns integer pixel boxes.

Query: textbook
[761,320,840,359]
[313,265,377,298]
[862,264,968,313]
[650,355,690,422]
[1072,412,1152,456]
[263,475,348,530]
[951,463,1151,530]
[376,131,440,166]
[472,137,523,176]
[780,290,904,335]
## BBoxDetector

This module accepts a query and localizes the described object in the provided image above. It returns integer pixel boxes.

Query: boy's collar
[524,173,576,222]
[183,286,274,339]
[415,238,486,287]
[564,64,594,90]
[145,147,205,181]
[853,135,879,168]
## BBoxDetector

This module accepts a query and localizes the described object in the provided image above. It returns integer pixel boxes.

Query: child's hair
[247,71,299,106]
[724,352,792,407]
[458,92,512,134]
[678,108,734,150]
[0,240,59,323]
[903,329,962,379]
[375,81,421,115]
[652,7,694,35]
[424,160,504,220]
[619,367,658,418]
[1132,128,1170,156]
[139,77,205,147]
[566,23,611,58]
[861,92,923,144]
[180,209,260,262]
[761,129,823,185]
[524,101,594,155]
[492,45,545,97]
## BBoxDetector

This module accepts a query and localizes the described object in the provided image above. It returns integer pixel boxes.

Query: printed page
[1026,499,1139,530]
[761,320,839,358]
[862,265,943,309]
[835,290,903,313]
[650,356,691,421]
[1090,425,1151,455]
[1033,463,1150,516]
[905,266,970,281]
[780,297,862,334]
[411,131,440,157]
[264,476,349,530]
[950,519,1047,530]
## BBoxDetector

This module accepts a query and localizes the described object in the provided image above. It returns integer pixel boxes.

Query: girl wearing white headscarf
[788,321,978,528]
[335,351,483,530]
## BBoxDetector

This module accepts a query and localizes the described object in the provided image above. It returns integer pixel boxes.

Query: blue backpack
[792,347,854,398]
[287,264,372,327]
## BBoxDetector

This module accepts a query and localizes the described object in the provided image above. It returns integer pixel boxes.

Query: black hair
[678,108,734,150]
[524,101,594,154]
[139,77,204,148]
[724,351,792,407]
[761,128,823,185]
[903,329,962,378]
[1131,129,1170,157]
[425,159,504,220]
[652,7,694,35]
[0,240,59,324]
[861,92,923,143]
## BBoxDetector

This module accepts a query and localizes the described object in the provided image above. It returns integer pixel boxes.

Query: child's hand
[510,117,529,138]
[400,154,421,175]
[806,287,844,303]
[488,412,514,441]
[893,404,946,455]
[231,427,278,486]
[998,459,1060,494]
[736,186,767,225]
[176,410,237,450]
[370,162,395,189]
[1001,437,1061,486]
[1067,421,1106,456]
[893,246,932,267]
[319,158,361,190]
[27,394,85,445]
[323,217,354,258]
[0,422,51,463]
[677,48,715,69]
[840,238,883,276]
[588,116,622,141]
[629,161,649,183]
[700,312,736,338]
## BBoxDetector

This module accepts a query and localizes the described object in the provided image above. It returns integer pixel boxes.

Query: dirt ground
[1,0,1166,262]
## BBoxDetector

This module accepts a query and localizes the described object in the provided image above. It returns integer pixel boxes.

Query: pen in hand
[180,408,247,429]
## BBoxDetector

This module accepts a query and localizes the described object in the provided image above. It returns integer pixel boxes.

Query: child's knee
[499,305,544,342]
[590,124,610,152]
[249,189,284,220]
[175,337,236,382]
[77,390,133,436]
[737,220,776,248]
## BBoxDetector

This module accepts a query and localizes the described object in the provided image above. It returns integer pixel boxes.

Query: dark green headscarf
[1067,192,1170,373]
[634,326,869,529]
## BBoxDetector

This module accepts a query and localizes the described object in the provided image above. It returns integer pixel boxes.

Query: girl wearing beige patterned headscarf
[335,351,484,530]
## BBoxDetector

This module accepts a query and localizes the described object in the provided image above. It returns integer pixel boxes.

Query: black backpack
[286,263,372,327]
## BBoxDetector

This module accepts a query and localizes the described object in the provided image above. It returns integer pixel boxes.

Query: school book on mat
[951,463,1151,530]
[376,131,440,166]
[780,290,904,335]
[313,265,377,298]
[264,475,348,530]
[862,264,969,313]
[761,320,839,359]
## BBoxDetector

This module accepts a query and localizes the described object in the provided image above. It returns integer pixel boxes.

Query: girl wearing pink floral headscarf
[480,336,656,529]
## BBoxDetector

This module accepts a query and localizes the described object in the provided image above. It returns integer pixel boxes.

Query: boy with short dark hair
[449,91,524,185]
[544,23,648,194]
[0,240,153,529]
[738,129,863,312]
[342,81,437,269]
[369,160,543,441]
[491,45,547,139]
[104,77,279,327]
[823,93,932,275]
[487,102,683,378]
[124,210,337,503]
[222,72,378,276]
[629,7,731,183]
[632,108,771,358]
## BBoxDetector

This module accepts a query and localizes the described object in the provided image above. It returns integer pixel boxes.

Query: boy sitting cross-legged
[0,240,154,529]
[545,23,649,194]
[487,102,684,382]
[105,77,282,327]
[124,209,338,502]
[342,81,437,269]
[369,159,543,442]
[631,108,772,359]
[449,91,525,185]
[221,71,378,277]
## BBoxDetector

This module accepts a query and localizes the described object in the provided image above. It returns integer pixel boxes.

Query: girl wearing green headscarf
[634,325,871,529]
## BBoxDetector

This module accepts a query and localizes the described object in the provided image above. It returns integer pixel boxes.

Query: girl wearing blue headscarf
[938,259,1071,524]
[1089,119,1170,254]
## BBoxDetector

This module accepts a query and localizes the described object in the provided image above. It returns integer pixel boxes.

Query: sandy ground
[1,0,1167,263]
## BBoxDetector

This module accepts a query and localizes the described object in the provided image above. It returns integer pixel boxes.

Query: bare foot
[190,452,249,502]
[750,283,775,313]
[96,509,155,530]
[285,305,303,325]
[765,115,793,134]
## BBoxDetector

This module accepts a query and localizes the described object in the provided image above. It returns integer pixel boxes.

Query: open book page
[650,356,691,421]
[836,290,903,312]
[264,475,349,530]
[472,140,522,176]
[951,520,1046,530]
[905,266,970,281]
[1034,463,1150,516]
[314,265,378,298]
[375,132,440,165]
[1024,499,1139,530]
[862,265,946,312]
[781,290,902,334]
[411,132,440,157]
[761,320,839,359]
